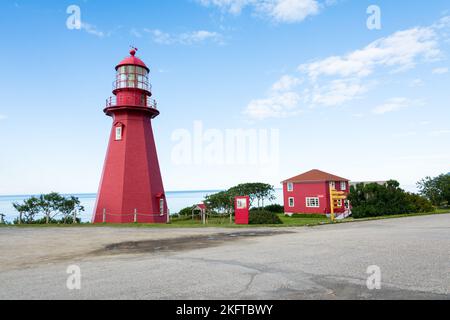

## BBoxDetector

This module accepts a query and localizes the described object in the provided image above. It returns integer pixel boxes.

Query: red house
[282,169,350,215]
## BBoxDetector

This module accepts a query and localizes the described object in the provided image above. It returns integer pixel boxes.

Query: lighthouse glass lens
[115,66,148,89]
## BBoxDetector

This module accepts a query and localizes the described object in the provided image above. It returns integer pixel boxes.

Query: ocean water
[0,189,284,223]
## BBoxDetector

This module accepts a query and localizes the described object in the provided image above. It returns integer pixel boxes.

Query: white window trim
[306,197,320,208]
[115,126,123,141]
[340,181,347,191]
[329,181,336,189]
[288,197,295,208]
[287,182,294,192]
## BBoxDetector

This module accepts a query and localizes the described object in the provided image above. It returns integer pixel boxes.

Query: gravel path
[0,214,449,300]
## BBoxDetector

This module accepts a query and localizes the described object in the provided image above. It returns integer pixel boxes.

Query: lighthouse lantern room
[93,48,168,224]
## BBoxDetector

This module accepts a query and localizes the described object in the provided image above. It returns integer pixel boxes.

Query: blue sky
[0,0,449,195]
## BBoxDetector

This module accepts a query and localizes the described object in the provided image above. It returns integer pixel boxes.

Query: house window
[330,181,336,190]
[237,199,247,209]
[336,199,342,207]
[340,181,347,191]
[306,197,320,208]
[115,126,123,141]
[287,183,294,192]
[288,197,295,208]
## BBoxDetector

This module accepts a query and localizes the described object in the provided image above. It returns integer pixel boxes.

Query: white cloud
[271,75,302,92]
[410,78,425,87]
[372,97,422,115]
[197,0,321,23]
[428,129,450,137]
[244,91,301,120]
[197,0,251,15]
[244,16,450,120]
[0,115,7,120]
[299,27,441,80]
[145,29,224,45]
[310,78,368,107]
[179,30,224,44]
[130,28,142,38]
[81,22,105,38]
[432,67,449,74]
[263,0,320,23]
[392,131,417,138]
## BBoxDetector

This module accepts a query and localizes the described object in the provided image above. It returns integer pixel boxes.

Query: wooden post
[329,185,335,223]
[103,208,106,223]
[134,209,138,223]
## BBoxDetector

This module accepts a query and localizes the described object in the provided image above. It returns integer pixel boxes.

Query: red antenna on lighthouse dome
[129,46,138,56]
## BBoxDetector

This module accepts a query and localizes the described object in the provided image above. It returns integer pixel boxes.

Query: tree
[348,180,434,218]
[13,193,84,224]
[204,191,234,214]
[204,183,276,214]
[417,174,450,206]
[13,197,40,224]
[59,196,85,224]
[39,193,65,224]
[178,206,196,216]
[228,183,275,209]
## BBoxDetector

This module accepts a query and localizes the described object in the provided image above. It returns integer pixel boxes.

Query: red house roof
[196,203,207,210]
[283,169,349,183]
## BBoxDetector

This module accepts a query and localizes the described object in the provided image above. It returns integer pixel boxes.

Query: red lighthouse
[92,49,168,224]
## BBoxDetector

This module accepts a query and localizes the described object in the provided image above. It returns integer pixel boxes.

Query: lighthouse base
[92,108,168,224]
[92,213,168,224]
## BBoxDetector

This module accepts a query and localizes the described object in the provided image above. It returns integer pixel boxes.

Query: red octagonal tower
[93,49,168,224]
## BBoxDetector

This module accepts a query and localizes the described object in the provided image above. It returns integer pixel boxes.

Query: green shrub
[13,217,82,225]
[178,206,196,216]
[352,205,381,219]
[349,180,435,219]
[417,174,450,206]
[263,204,284,213]
[249,210,282,225]
[405,193,435,213]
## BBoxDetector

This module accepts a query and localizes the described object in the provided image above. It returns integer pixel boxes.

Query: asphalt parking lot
[0,214,449,300]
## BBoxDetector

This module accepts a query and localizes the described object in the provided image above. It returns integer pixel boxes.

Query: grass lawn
[278,214,330,227]
[1,210,448,229]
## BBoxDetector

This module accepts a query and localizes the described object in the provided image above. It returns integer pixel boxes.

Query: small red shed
[282,169,350,215]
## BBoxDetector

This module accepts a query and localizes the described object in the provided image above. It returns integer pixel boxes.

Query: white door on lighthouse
[160,198,164,215]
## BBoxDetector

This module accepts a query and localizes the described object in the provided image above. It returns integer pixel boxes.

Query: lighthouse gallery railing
[106,96,158,109]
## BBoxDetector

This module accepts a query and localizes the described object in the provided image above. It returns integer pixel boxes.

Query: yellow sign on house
[329,186,348,222]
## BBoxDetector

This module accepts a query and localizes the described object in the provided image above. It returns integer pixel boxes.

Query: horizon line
[0,188,285,198]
